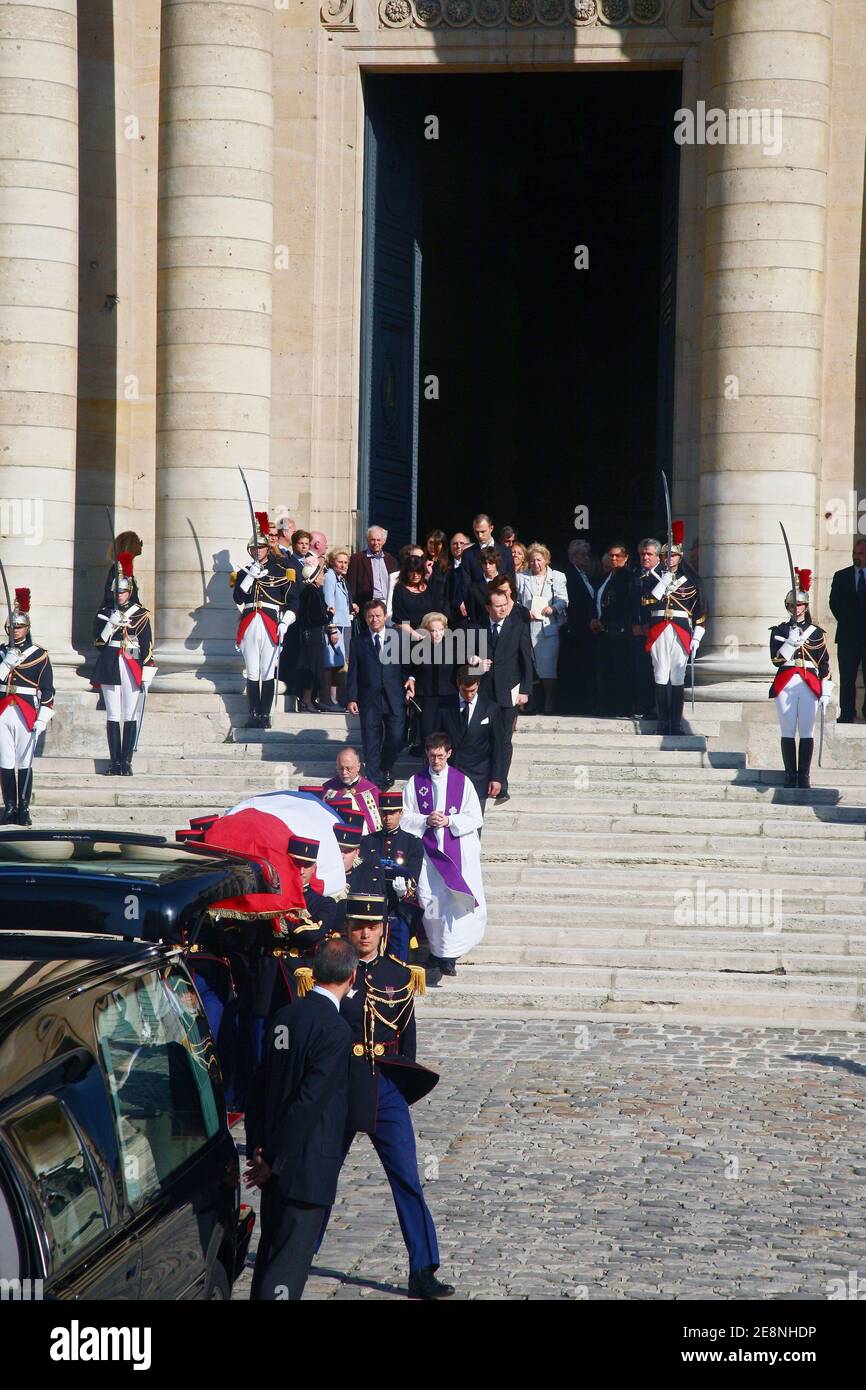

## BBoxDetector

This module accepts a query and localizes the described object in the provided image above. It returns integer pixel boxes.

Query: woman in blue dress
[323,546,353,709]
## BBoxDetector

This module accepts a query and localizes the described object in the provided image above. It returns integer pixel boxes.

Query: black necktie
[858,570,866,613]
[461,701,470,731]
[490,622,500,650]
[373,633,381,654]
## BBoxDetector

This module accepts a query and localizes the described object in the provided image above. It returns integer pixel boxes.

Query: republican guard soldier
[769,568,831,789]
[233,510,298,729]
[640,521,707,735]
[359,788,423,961]
[92,551,156,775]
[0,587,54,825]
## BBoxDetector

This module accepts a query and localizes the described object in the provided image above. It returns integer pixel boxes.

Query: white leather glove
[239,563,265,594]
[392,876,408,899]
[651,571,675,600]
[278,611,297,639]
[0,651,21,678]
[778,630,805,661]
[820,678,833,709]
[109,609,123,626]
[690,624,705,655]
[34,705,54,733]
[141,665,158,687]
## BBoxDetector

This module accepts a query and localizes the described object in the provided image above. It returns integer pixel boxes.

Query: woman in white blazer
[517,543,569,713]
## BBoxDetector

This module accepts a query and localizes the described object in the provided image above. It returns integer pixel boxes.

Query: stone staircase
[22,689,866,1027]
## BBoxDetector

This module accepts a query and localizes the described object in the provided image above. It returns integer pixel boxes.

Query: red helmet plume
[14,588,30,614]
[117,551,134,579]
[255,511,270,538]
[672,520,685,546]
[795,567,812,593]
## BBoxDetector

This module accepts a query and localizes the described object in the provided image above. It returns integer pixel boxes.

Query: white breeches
[100,658,139,722]
[650,624,689,686]
[240,616,279,681]
[775,676,817,738]
[0,705,36,769]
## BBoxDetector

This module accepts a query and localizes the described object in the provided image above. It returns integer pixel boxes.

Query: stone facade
[0,0,864,686]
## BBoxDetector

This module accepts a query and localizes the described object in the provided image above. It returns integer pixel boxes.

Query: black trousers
[251,1186,326,1301]
[633,636,655,716]
[837,641,866,720]
[598,634,633,716]
[497,707,518,793]
[359,697,405,781]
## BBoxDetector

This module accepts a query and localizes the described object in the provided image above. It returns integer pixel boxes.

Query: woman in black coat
[404,611,459,754]
[295,559,331,712]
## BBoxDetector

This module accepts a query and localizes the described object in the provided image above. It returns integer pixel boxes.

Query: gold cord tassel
[408,964,426,997]
[293,967,313,998]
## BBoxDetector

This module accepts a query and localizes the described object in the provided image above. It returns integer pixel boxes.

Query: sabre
[105,505,119,597]
[0,553,13,641]
[661,470,674,573]
[134,682,148,752]
[818,701,825,768]
[238,467,258,555]
[779,522,798,631]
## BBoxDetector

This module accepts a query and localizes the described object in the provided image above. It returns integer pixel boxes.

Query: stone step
[483,862,863,890]
[417,964,865,1023]
[484,923,866,951]
[484,882,863,915]
[468,944,865,974]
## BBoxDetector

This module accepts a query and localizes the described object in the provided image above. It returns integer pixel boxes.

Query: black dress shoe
[408,1266,455,1300]
[438,958,456,977]
[379,771,394,790]
[494,791,510,805]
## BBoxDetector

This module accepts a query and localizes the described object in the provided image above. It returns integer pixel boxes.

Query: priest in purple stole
[400,731,486,976]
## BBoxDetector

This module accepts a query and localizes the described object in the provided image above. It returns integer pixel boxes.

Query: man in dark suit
[346,525,399,613]
[558,539,598,715]
[346,599,407,788]
[461,513,516,587]
[829,539,866,722]
[593,542,635,716]
[439,665,505,815]
[445,531,472,625]
[245,936,358,1301]
[475,584,533,805]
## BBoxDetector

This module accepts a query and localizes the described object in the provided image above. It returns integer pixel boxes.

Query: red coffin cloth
[645,620,691,656]
[236,608,278,646]
[772,667,821,700]
[201,808,305,916]
[0,694,36,731]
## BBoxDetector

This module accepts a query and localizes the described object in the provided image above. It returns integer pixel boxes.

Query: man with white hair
[346,526,399,614]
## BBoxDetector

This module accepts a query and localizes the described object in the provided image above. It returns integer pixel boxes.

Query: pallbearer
[769,568,831,789]
[0,588,54,825]
[640,521,707,736]
[92,552,156,776]
[233,510,298,729]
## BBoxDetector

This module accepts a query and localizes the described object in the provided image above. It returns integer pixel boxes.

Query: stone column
[154,0,273,677]
[698,0,834,677]
[0,0,78,664]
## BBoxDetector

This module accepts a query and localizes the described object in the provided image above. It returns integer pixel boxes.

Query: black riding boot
[797,737,814,790]
[655,684,670,734]
[16,767,33,825]
[669,685,685,736]
[780,737,797,788]
[0,768,16,823]
[259,679,274,730]
[244,679,260,729]
[105,720,122,775]
[120,721,137,776]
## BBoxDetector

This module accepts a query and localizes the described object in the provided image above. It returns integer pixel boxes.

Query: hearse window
[5,1099,107,1273]
[94,966,220,1208]
[0,1171,23,1281]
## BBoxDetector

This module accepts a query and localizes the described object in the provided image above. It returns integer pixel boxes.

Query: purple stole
[413,766,477,906]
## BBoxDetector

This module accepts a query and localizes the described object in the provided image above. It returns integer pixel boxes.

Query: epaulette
[294,967,313,998]
[388,954,425,996]
[229,571,238,586]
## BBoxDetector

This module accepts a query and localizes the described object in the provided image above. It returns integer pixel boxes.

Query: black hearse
[0,831,272,943]
[0,931,254,1299]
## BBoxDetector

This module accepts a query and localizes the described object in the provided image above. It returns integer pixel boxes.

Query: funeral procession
[1,2,866,1357]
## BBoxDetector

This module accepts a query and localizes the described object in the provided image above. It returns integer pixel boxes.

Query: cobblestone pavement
[232,1016,866,1301]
